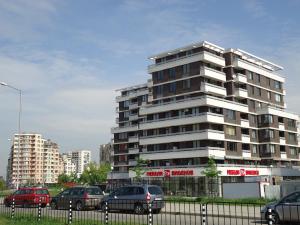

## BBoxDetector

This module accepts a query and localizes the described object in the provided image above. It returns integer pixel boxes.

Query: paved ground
[0,203,267,225]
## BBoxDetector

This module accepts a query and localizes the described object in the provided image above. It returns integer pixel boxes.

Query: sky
[0,0,300,178]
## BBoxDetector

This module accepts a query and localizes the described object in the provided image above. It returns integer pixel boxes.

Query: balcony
[242,150,251,158]
[235,73,247,83]
[128,160,137,166]
[116,89,148,102]
[128,148,139,154]
[129,103,138,110]
[241,134,250,143]
[111,125,138,134]
[240,119,249,128]
[148,51,225,73]
[200,82,226,96]
[140,112,224,130]
[281,152,287,159]
[129,114,139,121]
[139,129,225,145]
[235,88,248,98]
[279,123,285,130]
[280,137,286,145]
[128,136,139,143]
[200,67,226,82]
[140,147,225,160]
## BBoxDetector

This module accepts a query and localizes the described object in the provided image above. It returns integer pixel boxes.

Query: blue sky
[0,0,300,177]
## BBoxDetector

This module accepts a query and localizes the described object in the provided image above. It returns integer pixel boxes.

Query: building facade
[71,150,91,177]
[61,153,76,176]
[7,133,63,187]
[99,143,113,165]
[111,41,300,193]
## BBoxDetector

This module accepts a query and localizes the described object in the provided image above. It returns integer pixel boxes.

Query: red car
[4,187,50,208]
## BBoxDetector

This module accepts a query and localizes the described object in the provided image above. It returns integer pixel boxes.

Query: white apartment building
[7,133,63,187]
[112,41,300,195]
[61,153,76,176]
[71,150,91,177]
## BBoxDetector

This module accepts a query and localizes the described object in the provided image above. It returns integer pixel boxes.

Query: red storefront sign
[227,169,259,176]
[146,169,194,177]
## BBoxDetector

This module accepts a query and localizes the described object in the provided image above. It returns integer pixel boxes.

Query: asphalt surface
[0,203,268,225]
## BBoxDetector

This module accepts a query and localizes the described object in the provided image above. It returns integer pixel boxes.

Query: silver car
[100,184,164,214]
[261,191,300,223]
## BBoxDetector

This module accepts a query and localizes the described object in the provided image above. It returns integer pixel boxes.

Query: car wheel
[76,201,84,211]
[271,211,280,224]
[134,203,144,215]
[50,201,57,210]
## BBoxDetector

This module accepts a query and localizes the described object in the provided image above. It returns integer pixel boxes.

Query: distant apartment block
[112,41,300,183]
[7,133,63,187]
[71,150,91,177]
[60,153,76,176]
[99,143,113,165]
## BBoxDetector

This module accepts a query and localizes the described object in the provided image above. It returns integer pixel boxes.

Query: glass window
[287,119,296,128]
[156,85,163,96]
[169,68,176,79]
[251,130,257,139]
[288,133,297,142]
[290,147,297,155]
[248,72,253,80]
[252,145,257,154]
[274,81,281,89]
[157,71,163,81]
[134,187,145,195]
[183,64,190,75]
[183,79,191,89]
[226,126,236,136]
[267,91,271,99]
[274,94,281,102]
[269,144,275,153]
[249,100,255,109]
[169,82,176,93]
[256,74,260,83]
[148,186,163,195]
[86,188,102,195]
[227,142,237,151]
[256,87,261,96]
[225,109,236,120]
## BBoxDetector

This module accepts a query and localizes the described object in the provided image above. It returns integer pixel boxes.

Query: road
[0,203,267,225]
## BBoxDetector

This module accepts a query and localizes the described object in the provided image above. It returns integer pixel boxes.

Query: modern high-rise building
[71,150,91,177]
[112,41,300,191]
[60,152,76,176]
[7,133,63,187]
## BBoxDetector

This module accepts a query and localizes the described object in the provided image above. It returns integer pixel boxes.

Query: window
[227,142,237,151]
[267,91,271,99]
[183,79,191,89]
[259,114,273,124]
[169,83,176,93]
[249,100,255,109]
[249,86,254,95]
[274,94,281,103]
[274,81,281,89]
[252,145,257,154]
[226,126,236,136]
[262,129,274,139]
[183,64,190,75]
[257,102,261,108]
[288,133,297,142]
[290,147,297,155]
[266,78,271,86]
[225,109,236,120]
[169,68,176,79]
[256,87,261,96]
[156,85,163,96]
[287,119,296,128]
[248,72,254,80]
[157,71,163,81]
[269,144,275,154]
[256,74,260,83]
[251,130,257,139]
[249,114,257,125]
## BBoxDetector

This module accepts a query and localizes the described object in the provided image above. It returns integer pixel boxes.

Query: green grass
[0,214,146,225]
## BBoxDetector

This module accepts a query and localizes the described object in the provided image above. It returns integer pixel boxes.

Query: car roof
[19,187,47,190]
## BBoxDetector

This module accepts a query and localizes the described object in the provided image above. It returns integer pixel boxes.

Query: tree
[79,162,111,185]
[130,158,149,182]
[58,174,71,184]
[0,178,6,191]
[202,157,221,197]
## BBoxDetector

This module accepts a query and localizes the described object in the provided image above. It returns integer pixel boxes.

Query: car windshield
[148,186,163,195]
[35,189,49,195]
[86,188,102,195]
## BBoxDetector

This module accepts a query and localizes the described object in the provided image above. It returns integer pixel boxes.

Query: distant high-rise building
[99,143,113,165]
[7,133,63,187]
[71,150,91,177]
[60,153,76,176]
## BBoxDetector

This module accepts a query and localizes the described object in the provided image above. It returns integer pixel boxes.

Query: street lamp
[0,82,22,189]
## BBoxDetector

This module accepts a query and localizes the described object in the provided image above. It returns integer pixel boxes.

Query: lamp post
[0,82,22,189]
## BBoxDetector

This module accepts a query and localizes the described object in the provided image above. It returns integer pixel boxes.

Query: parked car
[4,187,50,208]
[50,186,104,210]
[100,184,164,214]
[261,191,300,223]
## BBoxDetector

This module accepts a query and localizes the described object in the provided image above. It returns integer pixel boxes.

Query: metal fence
[0,195,299,225]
